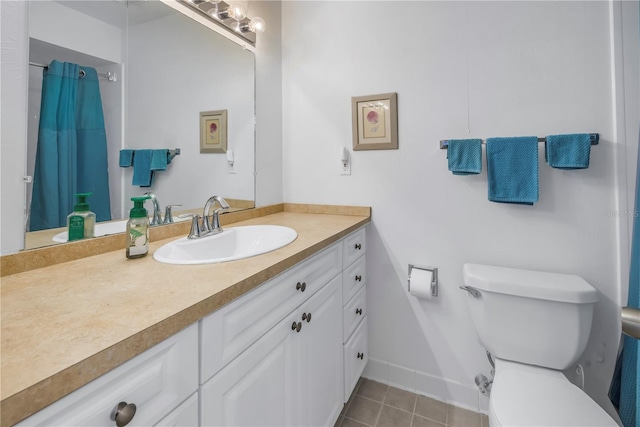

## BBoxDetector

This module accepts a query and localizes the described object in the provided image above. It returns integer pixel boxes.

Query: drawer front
[344,317,368,402]
[342,256,366,304]
[154,392,198,427]
[18,324,198,427]
[201,243,342,383]
[343,285,366,343]
[342,227,366,268]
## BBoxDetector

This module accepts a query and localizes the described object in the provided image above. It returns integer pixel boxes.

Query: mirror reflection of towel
[150,149,169,171]
[132,149,153,187]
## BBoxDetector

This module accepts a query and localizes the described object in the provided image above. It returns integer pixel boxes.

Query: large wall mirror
[23,0,256,250]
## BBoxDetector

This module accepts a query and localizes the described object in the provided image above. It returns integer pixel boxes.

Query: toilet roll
[409,268,434,299]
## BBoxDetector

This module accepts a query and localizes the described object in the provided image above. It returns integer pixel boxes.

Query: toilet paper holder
[408,264,438,297]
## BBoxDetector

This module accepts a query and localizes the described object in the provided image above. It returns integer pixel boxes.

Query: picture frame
[351,92,398,151]
[200,109,228,153]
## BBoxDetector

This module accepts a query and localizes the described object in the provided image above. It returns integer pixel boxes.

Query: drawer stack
[341,227,367,400]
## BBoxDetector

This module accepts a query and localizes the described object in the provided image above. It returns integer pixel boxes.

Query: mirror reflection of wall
[21,0,256,251]
[126,1,255,213]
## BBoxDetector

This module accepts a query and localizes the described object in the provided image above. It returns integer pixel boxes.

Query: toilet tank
[462,263,598,370]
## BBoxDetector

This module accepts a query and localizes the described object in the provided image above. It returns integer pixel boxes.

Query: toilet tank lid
[462,264,598,303]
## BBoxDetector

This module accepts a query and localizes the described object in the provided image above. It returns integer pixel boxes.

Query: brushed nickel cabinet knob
[112,402,136,427]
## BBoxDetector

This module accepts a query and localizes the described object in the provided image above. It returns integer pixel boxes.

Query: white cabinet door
[201,310,303,427]
[155,393,198,427]
[298,274,344,427]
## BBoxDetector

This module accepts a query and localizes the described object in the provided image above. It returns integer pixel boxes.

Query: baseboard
[362,357,489,414]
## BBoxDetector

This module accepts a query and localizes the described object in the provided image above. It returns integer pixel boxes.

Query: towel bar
[439,133,599,149]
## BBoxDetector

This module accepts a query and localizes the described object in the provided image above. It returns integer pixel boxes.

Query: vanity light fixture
[180,0,265,45]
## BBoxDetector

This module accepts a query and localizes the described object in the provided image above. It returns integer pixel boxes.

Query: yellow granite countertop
[1,206,370,426]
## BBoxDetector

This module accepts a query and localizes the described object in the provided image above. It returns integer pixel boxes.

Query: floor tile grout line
[372,384,389,426]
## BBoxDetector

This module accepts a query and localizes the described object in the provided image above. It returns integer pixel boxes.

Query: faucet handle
[163,204,182,224]
[179,213,202,239]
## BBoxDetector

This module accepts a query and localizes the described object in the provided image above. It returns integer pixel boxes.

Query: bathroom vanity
[1,206,369,426]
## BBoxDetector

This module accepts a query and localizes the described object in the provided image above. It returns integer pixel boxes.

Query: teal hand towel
[447,139,482,175]
[486,136,539,205]
[150,149,169,171]
[119,149,134,167]
[132,149,153,187]
[545,133,591,169]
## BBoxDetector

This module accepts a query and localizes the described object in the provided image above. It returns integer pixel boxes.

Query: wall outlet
[227,162,236,174]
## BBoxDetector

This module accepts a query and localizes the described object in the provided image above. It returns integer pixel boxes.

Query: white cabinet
[18,227,368,427]
[201,269,343,427]
[18,324,198,427]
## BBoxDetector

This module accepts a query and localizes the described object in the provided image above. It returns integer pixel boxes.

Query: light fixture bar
[179,0,257,46]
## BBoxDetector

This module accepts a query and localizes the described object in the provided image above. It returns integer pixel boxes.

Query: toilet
[461,263,618,427]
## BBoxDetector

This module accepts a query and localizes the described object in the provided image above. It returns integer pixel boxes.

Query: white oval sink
[153,225,298,265]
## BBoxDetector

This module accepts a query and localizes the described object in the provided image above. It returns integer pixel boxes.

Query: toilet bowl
[462,263,617,427]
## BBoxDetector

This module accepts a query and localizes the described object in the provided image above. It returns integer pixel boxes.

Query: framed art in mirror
[200,109,228,153]
[352,92,398,151]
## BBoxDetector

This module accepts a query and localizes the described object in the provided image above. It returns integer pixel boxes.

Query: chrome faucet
[144,192,162,225]
[202,196,230,235]
[163,204,182,224]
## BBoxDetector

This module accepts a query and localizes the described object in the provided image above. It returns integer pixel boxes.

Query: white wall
[281,0,629,415]
[252,1,283,207]
[0,1,29,255]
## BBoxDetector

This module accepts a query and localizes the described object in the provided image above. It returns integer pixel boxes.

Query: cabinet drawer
[18,323,198,427]
[342,227,366,268]
[201,242,342,383]
[342,256,366,304]
[343,285,366,342]
[344,317,368,402]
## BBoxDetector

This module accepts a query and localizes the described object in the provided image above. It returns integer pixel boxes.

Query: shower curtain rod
[29,62,117,82]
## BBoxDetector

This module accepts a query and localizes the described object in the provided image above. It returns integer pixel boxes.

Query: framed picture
[351,92,398,150]
[200,110,228,153]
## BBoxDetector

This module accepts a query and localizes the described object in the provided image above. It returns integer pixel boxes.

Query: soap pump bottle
[67,193,96,242]
[126,195,151,259]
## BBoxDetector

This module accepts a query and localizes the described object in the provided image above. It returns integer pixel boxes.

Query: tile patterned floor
[335,378,489,427]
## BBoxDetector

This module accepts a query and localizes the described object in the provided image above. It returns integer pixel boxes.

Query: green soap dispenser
[126,196,151,259]
[67,193,96,242]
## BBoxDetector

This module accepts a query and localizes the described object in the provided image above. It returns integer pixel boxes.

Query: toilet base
[489,359,616,427]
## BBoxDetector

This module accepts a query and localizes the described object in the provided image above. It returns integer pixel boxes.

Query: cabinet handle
[357,352,364,360]
[291,321,302,333]
[355,243,362,250]
[355,275,362,282]
[356,308,362,315]
[302,312,312,323]
[296,281,307,292]
[112,402,137,427]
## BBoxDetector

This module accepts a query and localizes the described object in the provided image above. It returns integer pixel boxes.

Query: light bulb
[249,17,265,33]
[227,2,246,21]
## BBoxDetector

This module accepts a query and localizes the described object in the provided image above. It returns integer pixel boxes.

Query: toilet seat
[490,359,616,427]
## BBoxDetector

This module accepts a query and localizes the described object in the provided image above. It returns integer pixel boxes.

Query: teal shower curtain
[619,134,640,427]
[30,61,111,231]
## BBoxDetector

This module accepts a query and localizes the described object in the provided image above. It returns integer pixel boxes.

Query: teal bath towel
[486,136,539,205]
[119,149,134,167]
[545,133,591,169]
[132,149,153,187]
[447,139,482,175]
[150,149,169,171]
